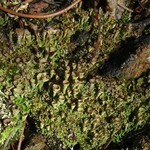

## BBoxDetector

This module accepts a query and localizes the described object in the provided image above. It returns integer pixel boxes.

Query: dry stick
[17,121,26,150]
[0,0,82,19]
[92,0,101,59]
[104,139,112,150]
[11,144,15,150]
[132,18,150,27]
[118,3,133,12]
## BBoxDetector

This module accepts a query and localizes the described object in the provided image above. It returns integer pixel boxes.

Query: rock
[24,134,49,150]
[120,38,150,78]
[98,36,150,79]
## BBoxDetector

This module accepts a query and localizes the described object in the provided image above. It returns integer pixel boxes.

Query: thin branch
[17,121,26,150]
[4,130,16,150]
[11,144,15,150]
[0,0,82,19]
[118,3,133,13]
[91,0,101,61]
[132,18,150,27]
[104,139,112,150]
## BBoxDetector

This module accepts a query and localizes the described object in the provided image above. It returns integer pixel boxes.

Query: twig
[91,0,101,60]
[132,18,150,28]
[11,144,15,150]
[0,0,82,19]
[118,3,133,13]
[4,130,16,150]
[104,139,112,150]
[17,121,26,150]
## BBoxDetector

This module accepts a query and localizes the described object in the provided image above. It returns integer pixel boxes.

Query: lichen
[0,2,149,150]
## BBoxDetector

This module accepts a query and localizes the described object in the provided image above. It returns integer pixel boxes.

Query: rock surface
[23,134,49,150]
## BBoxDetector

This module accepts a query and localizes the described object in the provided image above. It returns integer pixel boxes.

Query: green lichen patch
[0,1,150,149]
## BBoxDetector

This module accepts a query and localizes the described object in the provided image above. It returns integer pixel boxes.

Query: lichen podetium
[0,1,149,149]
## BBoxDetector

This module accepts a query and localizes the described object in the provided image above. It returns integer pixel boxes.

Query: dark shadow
[108,124,150,149]
[21,116,37,150]
[97,36,140,77]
